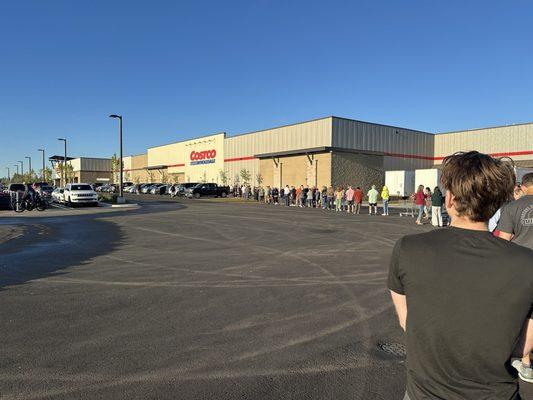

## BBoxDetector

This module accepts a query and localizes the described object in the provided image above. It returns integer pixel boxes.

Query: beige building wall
[434,123,533,167]
[124,154,148,183]
[224,117,332,186]
[259,152,331,188]
[148,133,225,183]
[332,117,434,170]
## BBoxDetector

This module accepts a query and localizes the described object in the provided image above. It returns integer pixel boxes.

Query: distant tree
[201,171,207,183]
[65,163,74,183]
[148,170,154,183]
[234,174,240,185]
[134,175,140,184]
[256,173,263,186]
[161,171,168,184]
[111,154,120,184]
[42,167,52,183]
[240,169,251,184]
[219,170,228,185]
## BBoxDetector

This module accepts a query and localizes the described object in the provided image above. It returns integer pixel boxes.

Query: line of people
[236,184,392,215]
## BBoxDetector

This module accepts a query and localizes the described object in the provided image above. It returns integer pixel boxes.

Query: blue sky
[1,1,532,175]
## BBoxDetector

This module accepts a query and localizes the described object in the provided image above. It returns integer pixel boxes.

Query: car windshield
[71,185,92,191]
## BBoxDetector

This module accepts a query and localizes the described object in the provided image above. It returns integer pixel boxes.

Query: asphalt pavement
[1,195,531,399]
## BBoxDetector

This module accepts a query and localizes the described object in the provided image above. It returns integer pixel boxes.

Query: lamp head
[109,114,122,119]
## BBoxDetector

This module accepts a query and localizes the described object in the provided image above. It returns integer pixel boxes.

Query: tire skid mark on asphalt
[230,302,392,363]
[39,277,386,289]
[212,289,386,333]
[0,359,377,399]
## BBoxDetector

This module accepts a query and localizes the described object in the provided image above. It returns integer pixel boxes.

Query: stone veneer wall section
[331,152,384,191]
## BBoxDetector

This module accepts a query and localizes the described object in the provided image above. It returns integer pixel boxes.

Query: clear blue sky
[1,1,532,175]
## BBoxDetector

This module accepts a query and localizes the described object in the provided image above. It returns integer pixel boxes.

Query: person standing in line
[367,185,379,215]
[283,185,290,206]
[388,151,533,400]
[307,187,314,208]
[258,186,265,204]
[346,186,355,213]
[334,186,343,212]
[489,185,523,233]
[327,185,335,210]
[354,186,363,214]
[431,186,444,227]
[414,185,425,225]
[424,187,432,220]
[271,186,278,205]
[381,185,390,216]
[497,172,533,382]
[296,185,302,207]
[265,186,271,204]
[321,186,328,209]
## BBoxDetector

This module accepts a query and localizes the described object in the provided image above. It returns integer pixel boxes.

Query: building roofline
[437,121,533,135]
[147,132,226,150]
[331,116,433,136]
[227,116,333,139]
[124,153,147,158]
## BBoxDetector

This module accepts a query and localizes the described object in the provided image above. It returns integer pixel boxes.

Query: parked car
[187,183,230,199]
[0,189,10,209]
[174,183,199,196]
[63,183,98,206]
[142,184,160,194]
[51,188,65,203]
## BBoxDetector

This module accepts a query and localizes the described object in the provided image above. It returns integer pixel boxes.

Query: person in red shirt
[353,187,363,214]
[414,185,425,225]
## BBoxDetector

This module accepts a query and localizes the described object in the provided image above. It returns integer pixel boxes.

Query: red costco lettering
[190,150,217,161]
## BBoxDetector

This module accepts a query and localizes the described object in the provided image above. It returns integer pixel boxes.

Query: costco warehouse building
[123,116,533,190]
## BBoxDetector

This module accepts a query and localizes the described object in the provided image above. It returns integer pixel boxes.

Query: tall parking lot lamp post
[25,156,32,180]
[18,161,24,178]
[6,167,10,181]
[109,114,124,200]
[58,138,67,187]
[14,164,19,176]
[38,149,45,180]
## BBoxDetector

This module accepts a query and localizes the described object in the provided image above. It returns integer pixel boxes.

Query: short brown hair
[522,172,533,187]
[441,151,515,222]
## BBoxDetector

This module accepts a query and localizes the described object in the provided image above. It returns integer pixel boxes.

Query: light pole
[18,160,24,177]
[14,164,19,175]
[109,114,124,200]
[58,138,67,187]
[6,167,10,181]
[38,149,45,181]
[25,156,32,180]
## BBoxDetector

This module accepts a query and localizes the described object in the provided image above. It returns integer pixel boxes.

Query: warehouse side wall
[434,124,533,167]
[332,117,434,170]
[224,117,333,186]
[259,152,331,188]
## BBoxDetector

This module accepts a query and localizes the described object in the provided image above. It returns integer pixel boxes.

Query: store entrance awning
[254,147,329,159]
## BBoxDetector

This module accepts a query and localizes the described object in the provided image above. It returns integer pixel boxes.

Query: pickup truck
[187,183,230,199]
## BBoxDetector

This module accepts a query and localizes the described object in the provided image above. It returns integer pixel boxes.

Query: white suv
[64,183,98,207]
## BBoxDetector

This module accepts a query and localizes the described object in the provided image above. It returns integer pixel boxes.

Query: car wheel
[194,193,200,199]
[221,192,227,198]
[67,197,72,207]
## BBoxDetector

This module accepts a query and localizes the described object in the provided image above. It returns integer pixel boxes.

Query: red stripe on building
[218,150,532,164]
[167,163,185,167]
[224,156,256,162]
[383,152,435,161]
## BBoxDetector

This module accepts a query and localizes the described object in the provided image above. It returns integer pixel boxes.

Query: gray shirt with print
[497,195,533,250]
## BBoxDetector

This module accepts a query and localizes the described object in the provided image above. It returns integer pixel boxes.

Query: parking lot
[1,198,531,399]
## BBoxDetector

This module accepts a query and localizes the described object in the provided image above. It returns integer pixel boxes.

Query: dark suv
[188,183,230,199]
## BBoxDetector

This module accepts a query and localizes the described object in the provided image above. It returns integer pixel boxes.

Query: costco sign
[190,149,217,165]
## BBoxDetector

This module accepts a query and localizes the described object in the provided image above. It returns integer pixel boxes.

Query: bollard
[16,191,20,212]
